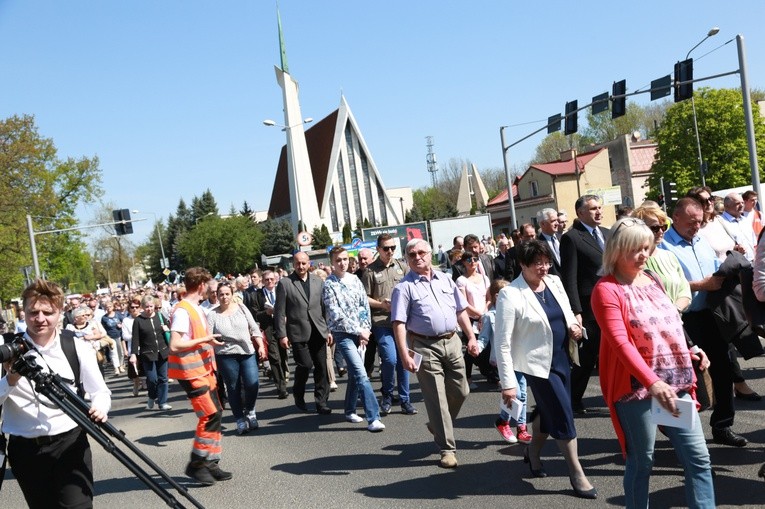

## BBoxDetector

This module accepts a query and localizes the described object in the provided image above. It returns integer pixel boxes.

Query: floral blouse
[322,273,371,335]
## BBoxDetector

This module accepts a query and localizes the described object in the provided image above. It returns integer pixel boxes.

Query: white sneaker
[159,404,172,411]
[345,413,364,423]
[247,411,259,430]
[236,418,249,435]
[367,419,385,432]
[330,382,338,392]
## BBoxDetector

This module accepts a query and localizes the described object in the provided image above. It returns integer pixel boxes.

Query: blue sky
[1,1,763,245]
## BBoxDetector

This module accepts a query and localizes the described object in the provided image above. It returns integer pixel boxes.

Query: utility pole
[426,136,438,187]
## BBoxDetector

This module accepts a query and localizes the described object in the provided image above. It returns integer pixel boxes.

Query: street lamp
[133,210,167,269]
[262,118,313,130]
[499,126,518,230]
[686,27,720,187]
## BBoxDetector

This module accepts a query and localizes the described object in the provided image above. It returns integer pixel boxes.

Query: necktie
[550,235,560,264]
[592,228,604,250]
[266,290,274,304]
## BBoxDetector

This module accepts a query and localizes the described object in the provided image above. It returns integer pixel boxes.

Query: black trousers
[570,299,601,408]
[264,325,289,394]
[9,427,94,509]
[683,309,735,430]
[291,328,329,407]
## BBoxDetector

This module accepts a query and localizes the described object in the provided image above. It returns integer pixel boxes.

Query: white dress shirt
[0,333,111,438]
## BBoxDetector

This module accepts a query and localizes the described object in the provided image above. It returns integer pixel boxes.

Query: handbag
[157,313,171,345]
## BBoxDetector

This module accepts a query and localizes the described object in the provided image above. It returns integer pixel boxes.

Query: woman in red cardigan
[592,217,714,509]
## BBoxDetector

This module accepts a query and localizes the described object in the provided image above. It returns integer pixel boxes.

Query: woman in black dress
[494,240,596,499]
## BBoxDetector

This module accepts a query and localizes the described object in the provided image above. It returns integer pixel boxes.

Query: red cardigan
[592,274,697,457]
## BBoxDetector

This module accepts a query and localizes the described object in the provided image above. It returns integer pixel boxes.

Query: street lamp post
[686,27,719,187]
[499,126,518,230]
[133,210,167,269]
[263,117,314,235]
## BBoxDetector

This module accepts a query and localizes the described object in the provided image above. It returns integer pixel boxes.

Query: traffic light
[657,194,665,207]
[564,100,578,135]
[612,80,626,119]
[674,58,693,102]
[547,114,561,134]
[113,209,134,235]
[662,180,678,205]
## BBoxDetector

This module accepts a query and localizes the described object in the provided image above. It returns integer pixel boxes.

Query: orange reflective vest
[167,300,216,380]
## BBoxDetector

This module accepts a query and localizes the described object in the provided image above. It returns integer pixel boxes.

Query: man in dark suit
[250,270,289,399]
[501,224,536,281]
[451,234,494,282]
[536,208,561,277]
[493,237,511,280]
[273,252,332,414]
[560,195,610,414]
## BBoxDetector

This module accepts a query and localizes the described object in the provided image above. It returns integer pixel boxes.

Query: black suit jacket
[252,287,275,332]
[559,222,610,316]
[273,272,328,343]
[537,232,562,277]
[451,253,495,282]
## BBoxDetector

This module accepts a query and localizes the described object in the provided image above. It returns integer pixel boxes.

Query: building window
[530,180,539,197]
[360,151,376,224]
[329,188,339,232]
[375,175,388,225]
[336,157,351,226]
[345,126,363,225]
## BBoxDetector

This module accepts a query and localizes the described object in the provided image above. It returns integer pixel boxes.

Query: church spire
[277,5,289,74]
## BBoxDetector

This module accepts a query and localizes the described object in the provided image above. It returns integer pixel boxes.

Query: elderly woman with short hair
[592,218,714,508]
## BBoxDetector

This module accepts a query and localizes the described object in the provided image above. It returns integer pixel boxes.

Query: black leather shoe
[572,403,588,415]
[316,405,332,415]
[734,389,762,401]
[570,479,597,499]
[278,391,289,400]
[523,447,547,478]
[295,399,308,413]
[712,428,748,447]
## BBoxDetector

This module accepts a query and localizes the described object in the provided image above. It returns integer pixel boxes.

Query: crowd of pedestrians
[3,187,765,507]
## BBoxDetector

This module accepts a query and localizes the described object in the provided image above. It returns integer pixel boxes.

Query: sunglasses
[466,256,480,263]
[381,245,397,252]
[129,305,140,309]
[612,217,646,236]
[407,250,430,259]
[648,223,669,234]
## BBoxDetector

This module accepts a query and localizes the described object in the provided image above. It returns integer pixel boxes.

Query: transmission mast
[426,136,438,187]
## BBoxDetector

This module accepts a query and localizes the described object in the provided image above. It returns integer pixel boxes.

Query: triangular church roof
[268,110,338,218]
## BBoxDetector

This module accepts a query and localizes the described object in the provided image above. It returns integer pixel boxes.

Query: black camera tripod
[10,345,205,509]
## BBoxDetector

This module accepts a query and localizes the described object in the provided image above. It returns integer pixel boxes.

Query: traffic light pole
[26,215,145,279]
[737,34,761,199]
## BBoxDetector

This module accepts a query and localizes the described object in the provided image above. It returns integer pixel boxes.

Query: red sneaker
[495,419,518,444]
[516,424,532,444]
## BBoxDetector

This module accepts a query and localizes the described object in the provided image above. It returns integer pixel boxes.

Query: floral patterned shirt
[322,273,371,335]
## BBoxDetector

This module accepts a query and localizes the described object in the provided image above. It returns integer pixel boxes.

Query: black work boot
[205,459,233,481]
[185,454,216,486]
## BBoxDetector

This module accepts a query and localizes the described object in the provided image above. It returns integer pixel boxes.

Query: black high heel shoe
[523,447,547,478]
[570,478,598,499]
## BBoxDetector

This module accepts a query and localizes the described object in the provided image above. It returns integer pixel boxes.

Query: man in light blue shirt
[660,197,746,448]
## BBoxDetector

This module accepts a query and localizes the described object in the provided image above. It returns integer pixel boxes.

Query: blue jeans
[141,357,169,406]
[216,354,260,420]
[334,332,380,423]
[372,326,410,403]
[615,392,714,509]
[500,371,527,426]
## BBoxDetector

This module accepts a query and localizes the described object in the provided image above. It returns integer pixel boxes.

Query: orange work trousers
[178,371,223,460]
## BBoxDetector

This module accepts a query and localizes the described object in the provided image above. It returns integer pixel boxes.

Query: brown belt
[407,330,454,341]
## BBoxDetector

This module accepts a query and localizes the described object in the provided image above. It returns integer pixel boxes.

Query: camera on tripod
[0,333,28,363]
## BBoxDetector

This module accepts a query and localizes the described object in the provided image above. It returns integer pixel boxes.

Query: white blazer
[492,273,579,391]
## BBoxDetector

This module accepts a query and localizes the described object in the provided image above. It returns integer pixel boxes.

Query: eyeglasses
[129,305,140,309]
[466,256,480,263]
[381,245,397,252]
[533,260,552,268]
[612,217,646,235]
[407,250,431,259]
[648,223,669,234]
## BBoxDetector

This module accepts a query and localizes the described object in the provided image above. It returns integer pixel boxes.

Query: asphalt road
[3,351,765,508]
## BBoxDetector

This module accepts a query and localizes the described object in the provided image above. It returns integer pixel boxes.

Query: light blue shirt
[390,269,467,336]
[659,226,718,311]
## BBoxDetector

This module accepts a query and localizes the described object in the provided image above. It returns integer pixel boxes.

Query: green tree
[649,88,765,195]
[240,201,254,217]
[341,223,352,244]
[311,224,333,250]
[135,219,168,282]
[582,102,668,144]
[409,187,457,221]
[532,132,589,164]
[258,218,295,255]
[191,189,219,223]
[166,199,193,269]
[0,114,102,299]
[177,215,263,274]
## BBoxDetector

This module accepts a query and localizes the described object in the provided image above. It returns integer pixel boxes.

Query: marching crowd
[3,187,765,507]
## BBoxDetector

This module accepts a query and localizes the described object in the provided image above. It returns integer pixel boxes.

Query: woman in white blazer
[494,240,596,500]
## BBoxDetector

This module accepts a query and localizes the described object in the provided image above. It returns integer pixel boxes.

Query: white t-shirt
[170,301,209,339]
